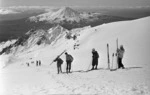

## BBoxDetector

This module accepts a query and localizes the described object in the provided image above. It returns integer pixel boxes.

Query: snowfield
[0,16,150,95]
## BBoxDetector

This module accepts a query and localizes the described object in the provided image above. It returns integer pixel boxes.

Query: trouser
[66,61,72,73]
[92,58,98,69]
[118,57,124,69]
[39,60,41,66]
[57,65,62,74]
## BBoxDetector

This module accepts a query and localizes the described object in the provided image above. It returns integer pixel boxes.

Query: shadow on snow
[69,67,143,73]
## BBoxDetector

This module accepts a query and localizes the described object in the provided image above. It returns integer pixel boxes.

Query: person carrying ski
[54,56,63,74]
[65,52,74,73]
[91,48,99,70]
[117,45,125,69]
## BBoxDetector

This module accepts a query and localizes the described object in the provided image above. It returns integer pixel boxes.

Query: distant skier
[36,60,38,66]
[36,60,41,66]
[117,45,125,69]
[65,52,74,73]
[54,57,63,74]
[26,62,30,67]
[91,48,99,70]
[39,60,41,66]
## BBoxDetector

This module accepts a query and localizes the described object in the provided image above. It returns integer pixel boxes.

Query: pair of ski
[107,39,119,71]
[50,49,66,65]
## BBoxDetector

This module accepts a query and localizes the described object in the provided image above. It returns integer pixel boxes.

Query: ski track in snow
[0,62,150,95]
[36,67,150,94]
[48,68,150,95]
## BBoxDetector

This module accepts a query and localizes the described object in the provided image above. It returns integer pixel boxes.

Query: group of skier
[26,60,41,67]
[53,52,74,74]
[53,45,125,74]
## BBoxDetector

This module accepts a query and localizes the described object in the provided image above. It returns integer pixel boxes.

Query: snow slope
[0,17,150,95]
[0,40,16,52]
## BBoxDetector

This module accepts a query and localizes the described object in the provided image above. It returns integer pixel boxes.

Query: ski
[110,38,119,71]
[116,38,119,69]
[50,49,66,65]
[110,53,117,71]
[87,59,92,71]
[107,44,110,69]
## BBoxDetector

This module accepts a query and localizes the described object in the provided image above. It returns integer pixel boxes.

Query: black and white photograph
[0,0,150,94]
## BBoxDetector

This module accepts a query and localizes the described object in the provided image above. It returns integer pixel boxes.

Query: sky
[0,0,150,7]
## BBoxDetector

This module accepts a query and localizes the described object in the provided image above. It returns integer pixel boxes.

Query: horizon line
[1,5,150,9]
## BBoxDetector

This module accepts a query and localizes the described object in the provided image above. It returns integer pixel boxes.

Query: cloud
[0,9,20,15]
[1,5,150,15]
[70,5,150,9]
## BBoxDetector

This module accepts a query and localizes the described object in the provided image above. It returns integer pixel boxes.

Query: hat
[120,45,124,50]
[92,48,95,51]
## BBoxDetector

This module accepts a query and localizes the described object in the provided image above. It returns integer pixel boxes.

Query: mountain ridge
[0,25,71,55]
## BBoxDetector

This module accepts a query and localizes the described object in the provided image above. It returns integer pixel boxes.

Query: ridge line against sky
[0,0,150,7]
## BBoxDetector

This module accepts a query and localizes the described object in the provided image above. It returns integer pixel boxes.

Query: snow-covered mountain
[0,25,70,55]
[1,16,150,95]
[29,7,81,23]
[29,7,127,24]
[0,7,132,42]
[0,16,150,95]
[0,40,17,52]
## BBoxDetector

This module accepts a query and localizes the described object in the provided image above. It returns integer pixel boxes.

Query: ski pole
[87,59,92,70]
[116,38,119,69]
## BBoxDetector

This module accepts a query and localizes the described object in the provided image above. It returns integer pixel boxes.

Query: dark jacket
[92,51,99,59]
[66,54,73,62]
[54,57,63,66]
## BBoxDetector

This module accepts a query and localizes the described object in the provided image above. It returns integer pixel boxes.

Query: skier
[91,48,99,70]
[36,60,41,66]
[36,60,39,66]
[39,60,41,66]
[117,45,125,69]
[54,57,63,74]
[65,52,74,73]
[26,62,30,67]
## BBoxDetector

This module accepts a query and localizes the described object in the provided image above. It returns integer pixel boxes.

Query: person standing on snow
[65,52,74,73]
[91,48,99,70]
[36,60,41,66]
[54,57,63,74]
[117,45,125,69]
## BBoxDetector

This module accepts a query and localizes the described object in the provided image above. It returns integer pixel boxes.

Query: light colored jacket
[118,49,125,58]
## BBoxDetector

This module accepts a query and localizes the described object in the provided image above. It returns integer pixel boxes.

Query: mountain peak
[59,7,77,13]
[54,7,80,19]
[60,7,73,11]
